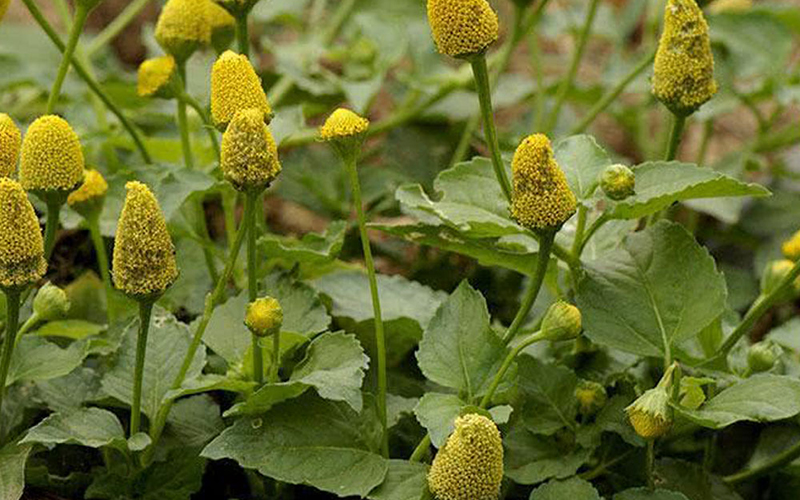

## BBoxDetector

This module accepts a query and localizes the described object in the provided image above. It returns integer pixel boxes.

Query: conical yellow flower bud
[510,134,577,231]
[20,115,84,195]
[67,169,108,217]
[0,113,21,178]
[137,56,179,99]
[220,109,281,192]
[782,230,800,261]
[155,0,212,62]
[426,0,499,58]
[245,296,283,337]
[112,181,178,299]
[428,414,503,500]
[626,364,677,439]
[206,0,236,54]
[652,0,717,116]
[0,178,46,289]
[319,108,370,141]
[211,50,271,131]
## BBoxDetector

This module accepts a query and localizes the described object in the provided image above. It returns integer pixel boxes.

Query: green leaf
[577,221,727,358]
[655,459,743,500]
[7,336,88,386]
[517,356,578,435]
[554,134,612,203]
[165,395,224,450]
[35,367,101,412]
[202,393,388,497]
[614,488,690,500]
[101,310,206,419]
[414,393,463,448]
[0,441,31,500]
[530,477,602,500]
[137,450,206,500]
[676,375,800,429]
[21,408,127,451]
[606,162,769,220]
[34,320,105,340]
[504,422,591,485]
[368,460,428,500]
[260,220,347,264]
[416,281,505,399]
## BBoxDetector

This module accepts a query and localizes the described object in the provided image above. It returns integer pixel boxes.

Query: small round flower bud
[206,0,236,54]
[428,414,503,500]
[0,113,21,178]
[747,341,779,374]
[781,230,800,261]
[600,164,636,201]
[19,115,85,198]
[245,296,283,337]
[155,0,212,63]
[67,169,108,218]
[33,282,70,322]
[652,0,717,116]
[211,50,272,131]
[574,380,607,417]
[510,134,577,231]
[0,178,46,290]
[220,109,281,193]
[112,181,178,300]
[137,56,179,99]
[540,301,582,341]
[320,108,370,162]
[626,364,677,439]
[213,0,260,17]
[426,0,499,58]
[708,0,752,14]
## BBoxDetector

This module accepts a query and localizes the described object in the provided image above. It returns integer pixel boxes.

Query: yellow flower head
[652,0,717,116]
[319,108,370,141]
[155,0,212,62]
[0,113,21,178]
[206,0,236,54]
[428,414,503,500]
[137,55,178,99]
[510,134,577,231]
[0,178,46,289]
[782,230,800,261]
[211,50,271,131]
[20,115,85,194]
[708,0,752,14]
[426,0,499,58]
[67,169,108,217]
[221,109,281,192]
[112,181,178,299]
[245,296,283,337]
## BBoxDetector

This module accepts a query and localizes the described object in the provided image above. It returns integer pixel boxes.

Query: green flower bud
[626,364,677,439]
[747,341,779,374]
[245,296,283,337]
[540,301,582,341]
[782,229,800,261]
[33,282,70,322]
[600,164,636,201]
[428,414,503,500]
[574,380,607,417]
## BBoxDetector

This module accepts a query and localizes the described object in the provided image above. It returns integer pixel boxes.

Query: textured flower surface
[428,414,503,500]
[245,297,283,337]
[20,115,84,193]
[68,169,108,208]
[0,113,21,178]
[510,134,576,231]
[0,178,46,289]
[426,0,499,58]
[137,56,177,98]
[319,108,369,141]
[652,0,717,115]
[221,108,281,192]
[155,0,211,61]
[626,383,673,439]
[782,230,800,261]
[211,50,271,130]
[112,181,178,298]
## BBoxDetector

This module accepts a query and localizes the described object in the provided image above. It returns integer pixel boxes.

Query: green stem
[246,192,263,385]
[409,434,432,463]
[569,48,656,135]
[502,230,555,345]
[571,206,587,258]
[480,330,546,408]
[87,213,114,320]
[15,314,40,346]
[46,5,89,114]
[87,0,152,57]
[647,440,656,489]
[724,437,800,484]
[469,54,512,203]
[270,330,281,383]
[130,300,154,436]
[43,201,62,261]
[21,0,152,164]
[664,113,687,161]
[344,154,388,458]
[544,0,600,134]
[181,93,220,157]
[176,64,195,170]
[0,290,21,436]
[577,214,610,257]
[236,14,249,57]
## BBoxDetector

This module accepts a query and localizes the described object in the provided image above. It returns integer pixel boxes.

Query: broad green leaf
[101,310,206,419]
[21,408,126,451]
[224,382,309,417]
[7,336,88,386]
[517,356,578,435]
[577,221,727,358]
[614,488,690,500]
[259,220,347,264]
[0,441,31,500]
[504,421,591,485]
[165,395,224,450]
[554,134,612,203]
[368,460,428,500]
[710,11,793,79]
[202,394,388,497]
[530,477,602,500]
[606,162,769,220]
[416,281,505,399]
[676,375,800,429]
[137,450,206,500]
[34,320,105,340]
[655,458,744,500]
[414,393,464,448]
[35,367,102,412]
